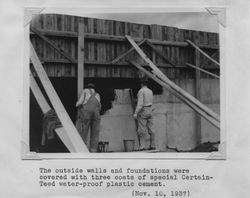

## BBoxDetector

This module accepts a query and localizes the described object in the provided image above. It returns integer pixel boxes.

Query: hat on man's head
[86,83,96,89]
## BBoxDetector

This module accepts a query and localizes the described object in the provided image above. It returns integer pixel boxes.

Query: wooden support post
[30,73,76,152]
[129,61,220,129]
[78,23,85,97]
[195,47,202,145]
[30,41,89,152]
[125,35,220,123]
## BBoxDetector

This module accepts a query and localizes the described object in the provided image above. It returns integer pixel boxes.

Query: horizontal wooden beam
[129,60,220,129]
[186,63,220,79]
[37,59,177,68]
[126,35,220,123]
[30,28,219,50]
[30,41,89,153]
[36,58,220,70]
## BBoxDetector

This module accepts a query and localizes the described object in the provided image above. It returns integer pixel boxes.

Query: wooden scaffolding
[29,15,220,152]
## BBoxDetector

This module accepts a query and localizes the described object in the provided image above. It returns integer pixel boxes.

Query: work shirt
[76,88,100,107]
[135,86,153,115]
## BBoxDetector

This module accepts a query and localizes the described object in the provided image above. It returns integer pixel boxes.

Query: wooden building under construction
[29,14,220,153]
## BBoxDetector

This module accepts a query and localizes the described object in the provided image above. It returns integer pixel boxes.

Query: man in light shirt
[76,83,101,152]
[134,78,156,151]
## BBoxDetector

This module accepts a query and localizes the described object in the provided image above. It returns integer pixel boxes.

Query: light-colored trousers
[137,106,155,149]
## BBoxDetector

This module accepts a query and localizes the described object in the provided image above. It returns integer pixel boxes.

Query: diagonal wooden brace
[145,39,176,67]
[30,73,76,152]
[30,26,76,64]
[186,63,220,79]
[186,40,220,67]
[111,39,147,64]
[30,41,89,152]
[129,60,220,129]
[125,35,220,123]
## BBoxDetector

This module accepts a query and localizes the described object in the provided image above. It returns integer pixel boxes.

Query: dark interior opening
[30,77,77,153]
[29,77,163,152]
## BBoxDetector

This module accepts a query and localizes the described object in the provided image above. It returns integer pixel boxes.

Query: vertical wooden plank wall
[30,14,219,79]
[150,24,161,65]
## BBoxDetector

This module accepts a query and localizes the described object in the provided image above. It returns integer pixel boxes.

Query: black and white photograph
[1,0,250,197]
[28,11,221,155]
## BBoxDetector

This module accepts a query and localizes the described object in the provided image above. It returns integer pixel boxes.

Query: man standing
[134,78,156,151]
[76,83,101,152]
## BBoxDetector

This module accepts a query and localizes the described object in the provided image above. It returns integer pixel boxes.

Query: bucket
[123,139,135,152]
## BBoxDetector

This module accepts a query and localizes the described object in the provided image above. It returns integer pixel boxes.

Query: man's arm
[96,93,102,111]
[76,89,86,107]
[134,90,143,117]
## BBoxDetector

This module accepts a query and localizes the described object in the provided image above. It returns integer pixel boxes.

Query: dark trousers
[79,108,100,152]
[77,92,101,152]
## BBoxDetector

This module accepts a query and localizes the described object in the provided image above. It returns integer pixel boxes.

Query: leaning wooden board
[30,73,76,152]
[30,41,89,152]
[129,61,220,130]
[125,35,220,123]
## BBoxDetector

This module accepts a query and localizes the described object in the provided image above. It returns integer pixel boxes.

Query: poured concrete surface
[99,78,220,152]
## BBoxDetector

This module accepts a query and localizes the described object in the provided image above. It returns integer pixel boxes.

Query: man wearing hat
[76,83,101,152]
[134,78,156,151]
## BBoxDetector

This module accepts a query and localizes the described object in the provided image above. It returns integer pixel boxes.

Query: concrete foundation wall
[99,78,220,152]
